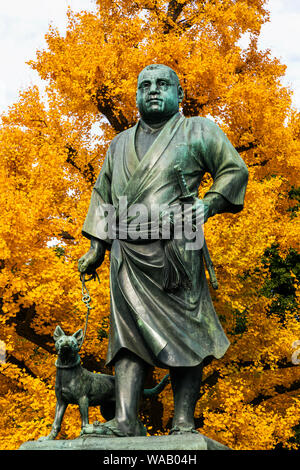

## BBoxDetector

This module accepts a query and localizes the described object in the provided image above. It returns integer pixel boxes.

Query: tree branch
[5,354,38,380]
[249,378,300,407]
[66,145,96,185]
[182,94,221,116]
[248,159,269,167]
[163,0,187,34]
[235,142,258,153]
[94,85,135,133]
[11,309,55,355]
[5,302,111,374]
[59,231,75,241]
[201,369,220,389]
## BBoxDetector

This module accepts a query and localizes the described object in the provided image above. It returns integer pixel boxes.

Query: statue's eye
[157,80,170,90]
[139,82,150,90]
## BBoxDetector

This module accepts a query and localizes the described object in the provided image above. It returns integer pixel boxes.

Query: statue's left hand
[191,199,210,224]
[160,199,210,233]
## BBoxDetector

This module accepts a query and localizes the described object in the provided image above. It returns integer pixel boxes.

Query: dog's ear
[53,325,65,341]
[73,329,84,347]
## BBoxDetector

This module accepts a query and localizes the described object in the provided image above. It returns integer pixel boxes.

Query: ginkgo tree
[0,0,299,450]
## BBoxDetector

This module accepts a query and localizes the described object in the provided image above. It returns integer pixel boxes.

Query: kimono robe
[82,112,248,368]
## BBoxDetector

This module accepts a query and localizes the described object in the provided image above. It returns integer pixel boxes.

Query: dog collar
[55,356,81,369]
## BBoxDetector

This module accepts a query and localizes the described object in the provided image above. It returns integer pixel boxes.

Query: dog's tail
[143,374,170,397]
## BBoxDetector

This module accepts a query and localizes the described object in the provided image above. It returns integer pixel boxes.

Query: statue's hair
[138,64,180,85]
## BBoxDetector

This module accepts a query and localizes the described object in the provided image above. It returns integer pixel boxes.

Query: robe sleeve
[82,145,114,245]
[200,119,249,213]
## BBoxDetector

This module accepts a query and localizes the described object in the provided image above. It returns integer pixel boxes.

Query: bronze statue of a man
[78,64,248,437]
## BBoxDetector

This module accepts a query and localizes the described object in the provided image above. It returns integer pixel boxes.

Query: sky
[0,0,299,113]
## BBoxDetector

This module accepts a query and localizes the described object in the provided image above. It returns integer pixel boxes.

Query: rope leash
[80,271,100,349]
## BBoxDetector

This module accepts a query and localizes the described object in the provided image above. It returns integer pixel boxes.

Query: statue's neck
[140,112,179,132]
[139,118,168,133]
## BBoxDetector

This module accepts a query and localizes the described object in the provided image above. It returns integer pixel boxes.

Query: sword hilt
[174,164,195,202]
[174,164,218,290]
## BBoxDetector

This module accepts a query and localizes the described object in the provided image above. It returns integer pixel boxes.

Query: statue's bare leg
[83,350,149,437]
[169,363,203,434]
[114,350,149,436]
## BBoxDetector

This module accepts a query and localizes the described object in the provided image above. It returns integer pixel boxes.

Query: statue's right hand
[78,243,105,275]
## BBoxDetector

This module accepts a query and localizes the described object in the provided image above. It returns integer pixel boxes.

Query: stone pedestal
[19,433,230,451]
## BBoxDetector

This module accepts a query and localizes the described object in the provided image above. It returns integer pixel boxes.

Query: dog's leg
[38,399,68,441]
[51,399,68,438]
[49,399,68,439]
[78,395,89,431]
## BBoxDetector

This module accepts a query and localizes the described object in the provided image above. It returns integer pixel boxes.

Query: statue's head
[136,64,184,124]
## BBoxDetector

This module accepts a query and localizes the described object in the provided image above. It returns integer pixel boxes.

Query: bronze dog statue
[39,326,169,440]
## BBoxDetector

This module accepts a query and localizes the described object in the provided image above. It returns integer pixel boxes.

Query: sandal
[81,418,147,438]
[169,425,199,435]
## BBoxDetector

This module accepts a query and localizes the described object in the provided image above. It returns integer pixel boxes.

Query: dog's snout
[57,338,78,351]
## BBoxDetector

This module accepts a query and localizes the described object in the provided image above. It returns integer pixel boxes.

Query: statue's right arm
[79,143,116,275]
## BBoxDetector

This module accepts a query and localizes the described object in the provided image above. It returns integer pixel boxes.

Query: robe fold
[82,113,249,368]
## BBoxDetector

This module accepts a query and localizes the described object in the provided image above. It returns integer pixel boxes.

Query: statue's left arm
[199,119,249,220]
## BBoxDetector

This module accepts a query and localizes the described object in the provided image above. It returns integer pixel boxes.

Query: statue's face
[136,66,183,123]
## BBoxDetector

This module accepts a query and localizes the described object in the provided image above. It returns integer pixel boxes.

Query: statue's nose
[149,82,159,94]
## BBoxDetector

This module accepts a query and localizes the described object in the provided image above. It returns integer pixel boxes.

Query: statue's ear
[178,85,184,103]
[53,325,65,341]
[73,329,84,348]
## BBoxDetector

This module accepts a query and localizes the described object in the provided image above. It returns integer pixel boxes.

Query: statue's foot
[169,425,199,436]
[81,419,147,438]
[37,434,56,442]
